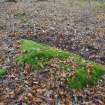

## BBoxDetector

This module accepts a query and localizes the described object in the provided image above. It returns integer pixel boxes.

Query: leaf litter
[0,0,105,105]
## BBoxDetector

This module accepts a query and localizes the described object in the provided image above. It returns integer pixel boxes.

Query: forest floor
[0,0,105,105]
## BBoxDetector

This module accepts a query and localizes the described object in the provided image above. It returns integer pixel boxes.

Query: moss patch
[16,39,105,89]
[0,68,7,78]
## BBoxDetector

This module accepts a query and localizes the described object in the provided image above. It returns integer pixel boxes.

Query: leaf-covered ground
[0,0,105,105]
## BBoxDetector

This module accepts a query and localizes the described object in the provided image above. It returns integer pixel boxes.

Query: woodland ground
[0,0,105,105]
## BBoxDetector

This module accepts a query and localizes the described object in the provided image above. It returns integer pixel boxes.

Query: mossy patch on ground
[0,68,7,78]
[16,39,70,70]
[16,39,105,89]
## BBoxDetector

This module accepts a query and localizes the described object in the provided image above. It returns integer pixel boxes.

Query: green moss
[16,39,105,89]
[16,39,70,70]
[0,68,7,78]
[66,64,105,89]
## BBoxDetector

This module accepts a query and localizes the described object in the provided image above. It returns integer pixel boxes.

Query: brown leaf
[0,102,5,105]
[27,93,34,101]
[0,56,3,65]
[24,64,31,76]
[9,91,15,98]
[36,88,43,95]
[19,95,24,102]
[86,64,93,75]
[64,59,78,69]
[61,71,67,78]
